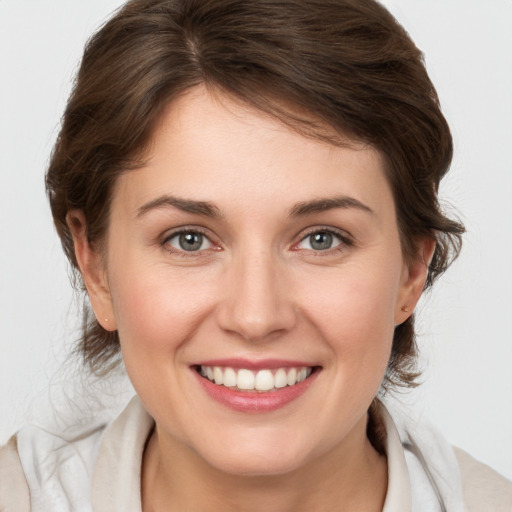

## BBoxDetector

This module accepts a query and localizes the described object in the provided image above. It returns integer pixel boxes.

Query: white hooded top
[1,395,511,511]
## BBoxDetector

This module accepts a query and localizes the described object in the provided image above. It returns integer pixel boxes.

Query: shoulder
[0,396,151,512]
[4,421,107,511]
[454,446,512,512]
[380,399,512,511]
[0,435,30,512]
[21,422,106,511]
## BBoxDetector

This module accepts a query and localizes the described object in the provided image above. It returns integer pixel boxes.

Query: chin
[194,433,315,478]
[207,453,306,478]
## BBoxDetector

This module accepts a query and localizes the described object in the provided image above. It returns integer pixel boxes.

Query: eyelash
[160,226,354,257]
[161,227,218,257]
[293,227,354,255]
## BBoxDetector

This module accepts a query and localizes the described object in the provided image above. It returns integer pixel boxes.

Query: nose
[216,249,297,342]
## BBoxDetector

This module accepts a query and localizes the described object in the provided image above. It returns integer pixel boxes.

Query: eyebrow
[136,194,373,219]
[289,196,374,217]
[136,195,223,219]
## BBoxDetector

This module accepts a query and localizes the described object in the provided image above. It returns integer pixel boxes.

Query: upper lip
[193,358,320,370]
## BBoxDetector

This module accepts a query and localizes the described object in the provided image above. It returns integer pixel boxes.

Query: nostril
[216,299,297,342]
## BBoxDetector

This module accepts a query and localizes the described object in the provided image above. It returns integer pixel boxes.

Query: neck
[141,415,387,512]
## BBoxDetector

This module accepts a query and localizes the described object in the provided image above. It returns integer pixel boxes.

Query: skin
[69,86,433,511]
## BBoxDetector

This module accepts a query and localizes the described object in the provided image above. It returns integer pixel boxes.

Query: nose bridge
[217,243,296,341]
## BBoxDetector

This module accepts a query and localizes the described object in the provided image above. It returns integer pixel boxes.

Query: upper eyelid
[297,226,353,243]
[159,225,353,249]
[161,226,219,251]
[160,228,220,258]
[162,226,212,242]
[288,228,354,256]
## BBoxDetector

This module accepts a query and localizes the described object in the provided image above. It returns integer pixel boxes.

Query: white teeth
[223,367,237,387]
[287,368,297,386]
[213,366,223,385]
[274,368,288,389]
[199,365,314,391]
[255,370,274,391]
[237,369,255,390]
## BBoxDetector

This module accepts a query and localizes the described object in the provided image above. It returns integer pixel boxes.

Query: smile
[199,365,314,392]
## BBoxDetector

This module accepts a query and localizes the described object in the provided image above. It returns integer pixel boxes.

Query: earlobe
[66,210,117,331]
[395,238,435,325]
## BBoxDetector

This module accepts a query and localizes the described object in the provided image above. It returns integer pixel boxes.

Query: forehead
[112,86,394,221]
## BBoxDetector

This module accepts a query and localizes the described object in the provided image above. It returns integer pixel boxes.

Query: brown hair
[46,0,464,387]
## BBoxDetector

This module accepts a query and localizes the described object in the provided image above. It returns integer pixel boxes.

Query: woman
[1,0,511,510]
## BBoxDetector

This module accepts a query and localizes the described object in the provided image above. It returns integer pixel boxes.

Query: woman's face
[86,86,425,476]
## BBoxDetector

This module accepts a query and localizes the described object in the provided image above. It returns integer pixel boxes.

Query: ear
[394,238,435,325]
[66,210,117,331]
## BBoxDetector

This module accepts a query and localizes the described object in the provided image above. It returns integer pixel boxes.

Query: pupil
[311,232,332,250]
[179,232,202,251]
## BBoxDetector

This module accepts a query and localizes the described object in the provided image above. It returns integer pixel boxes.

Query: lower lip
[194,369,319,413]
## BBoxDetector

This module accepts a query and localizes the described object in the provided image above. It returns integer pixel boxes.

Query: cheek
[298,257,401,366]
[108,263,216,364]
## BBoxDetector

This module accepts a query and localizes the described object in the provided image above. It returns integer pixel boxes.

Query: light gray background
[1,0,511,479]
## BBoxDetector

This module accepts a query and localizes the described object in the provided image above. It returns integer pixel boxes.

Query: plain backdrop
[1,0,511,480]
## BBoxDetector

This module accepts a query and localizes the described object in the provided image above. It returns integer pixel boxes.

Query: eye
[296,229,347,251]
[165,230,213,252]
